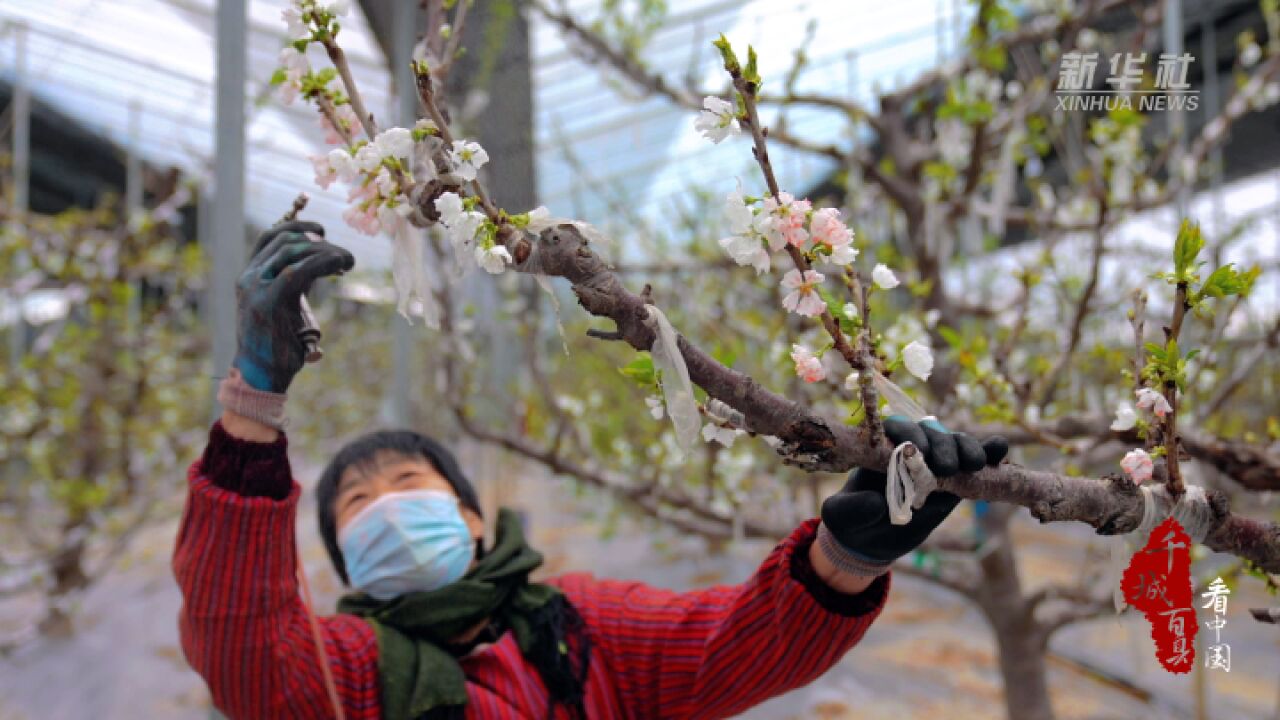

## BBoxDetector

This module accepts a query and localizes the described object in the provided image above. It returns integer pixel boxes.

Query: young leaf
[1173,219,1204,279]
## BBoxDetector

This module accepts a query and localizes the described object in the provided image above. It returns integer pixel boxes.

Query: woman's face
[333,450,484,541]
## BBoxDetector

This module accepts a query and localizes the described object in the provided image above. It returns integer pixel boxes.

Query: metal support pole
[383,0,419,429]
[126,100,143,333]
[1201,13,1225,240]
[1164,0,1188,216]
[9,22,30,369]
[210,0,246,421]
[126,101,143,222]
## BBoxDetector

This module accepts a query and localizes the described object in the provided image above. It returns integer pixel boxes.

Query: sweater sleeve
[172,423,382,719]
[552,518,889,720]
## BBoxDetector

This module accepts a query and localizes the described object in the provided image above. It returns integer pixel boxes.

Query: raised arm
[171,222,375,718]
[553,521,890,720]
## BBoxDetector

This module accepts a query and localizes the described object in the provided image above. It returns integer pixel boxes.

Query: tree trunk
[974,504,1056,720]
[38,524,90,638]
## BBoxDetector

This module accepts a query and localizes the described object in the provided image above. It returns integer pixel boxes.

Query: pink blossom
[764,192,812,250]
[342,204,381,236]
[1120,448,1154,484]
[1135,388,1172,418]
[780,269,826,317]
[790,344,826,383]
[310,155,337,189]
[347,182,377,203]
[810,207,852,250]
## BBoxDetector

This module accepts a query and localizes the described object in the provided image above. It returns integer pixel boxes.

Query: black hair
[316,430,482,585]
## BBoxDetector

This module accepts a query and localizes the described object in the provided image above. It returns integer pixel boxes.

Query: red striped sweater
[173,422,891,719]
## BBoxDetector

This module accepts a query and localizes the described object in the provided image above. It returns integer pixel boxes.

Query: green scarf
[337,507,587,720]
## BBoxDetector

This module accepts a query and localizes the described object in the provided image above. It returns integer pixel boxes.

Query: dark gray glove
[820,416,1008,568]
[231,221,354,393]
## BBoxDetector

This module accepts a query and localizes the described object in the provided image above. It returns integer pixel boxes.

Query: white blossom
[1110,402,1138,432]
[525,206,553,233]
[475,245,512,274]
[327,148,358,182]
[645,395,664,420]
[872,263,900,289]
[282,7,309,39]
[718,235,770,274]
[701,423,742,448]
[1121,448,1154,484]
[1242,42,1262,67]
[844,371,860,391]
[449,140,489,181]
[902,341,934,381]
[373,126,414,160]
[354,143,383,172]
[790,344,826,383]
[694,96,740,143]
[723,189,754,235]
[434,192,485,248]
[780,269,826,317]
[1134,387,1172,418]
[842,303,858,321]
[323,0,350,16]
[822,243,859,267]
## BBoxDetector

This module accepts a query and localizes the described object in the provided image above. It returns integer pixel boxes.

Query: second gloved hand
[232,221,355,393]
[816,417,1008,576]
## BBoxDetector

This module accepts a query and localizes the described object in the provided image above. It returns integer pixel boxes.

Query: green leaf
[1173,219,1204,279]
[744,45,760,85]
[619,353,656,387]
[712,34,740,73]
[1198,263,1259,301]
[270,68,287,86]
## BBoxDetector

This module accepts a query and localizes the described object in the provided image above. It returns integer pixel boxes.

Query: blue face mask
[338,489,476,600]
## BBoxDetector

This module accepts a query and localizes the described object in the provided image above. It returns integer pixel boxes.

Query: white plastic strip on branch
[886,442,939,525]
[645,305,700,458]
[1108,484,1215,612]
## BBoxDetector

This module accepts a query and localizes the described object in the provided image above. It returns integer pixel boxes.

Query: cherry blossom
[310,155,336,189]
[326,148,358,183]
[449,140,489,181]
[1120,448,1154,484]
[723,189,753,235]
[902,341,934,381]
[702,423,742,447]
[282,7,308,39]
[763,193,812,249]
[844,371,860,391]
[342,204,380,236]
[1135,387,1172,417]
[872,263,900,289]
[694,96,740,143]
[718,235,770,274]
[780,269,826,317]
[645,395,664,421]
[475,245,512,274]
[790,344,826,383]
[1110,402,1138,431]
[373,127,414,160]
[354,144,382,173]
[434,192,485,249]
[276,47,310,105]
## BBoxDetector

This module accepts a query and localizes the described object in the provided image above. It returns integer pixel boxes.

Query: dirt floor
[2,441,1277,719]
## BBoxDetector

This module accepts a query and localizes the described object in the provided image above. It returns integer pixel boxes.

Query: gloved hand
[232,221,354,393]
[817,416,1008,575]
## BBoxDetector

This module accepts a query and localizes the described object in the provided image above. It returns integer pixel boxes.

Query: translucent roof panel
[530,0,973,231]
[0,0,395,268]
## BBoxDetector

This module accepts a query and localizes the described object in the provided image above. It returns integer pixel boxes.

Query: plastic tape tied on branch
[886,441,939,525]
[644,305,700,458]
[1109,484,1215,613]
